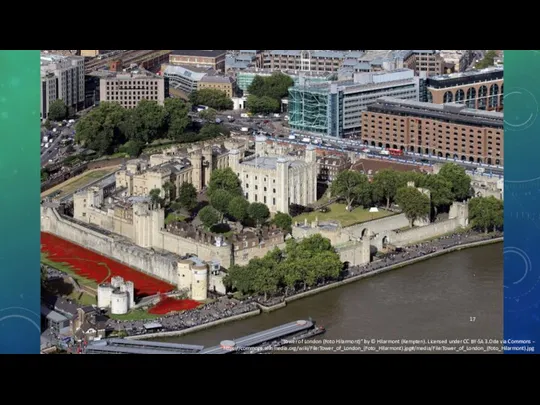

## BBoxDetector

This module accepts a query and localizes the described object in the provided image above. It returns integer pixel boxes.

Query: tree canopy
[245,73,293,115]
[48,99,68,121]
[177,182,198,212]
[228,196,250,223]
[199,205,220,229]
[372,169,401,209]
[224,234,342,300]
[189,89,233,110]
[74,98,195,157]
[272,212,293,233]
[395,186,431,227]
[207,167,242,199]
[475,50,498,69]
[248,202,270,228]
[469,196,503,233]
[331,170,372,211]
[437,163,472,201]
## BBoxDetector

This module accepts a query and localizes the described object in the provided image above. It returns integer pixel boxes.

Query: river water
[161,244,503,353]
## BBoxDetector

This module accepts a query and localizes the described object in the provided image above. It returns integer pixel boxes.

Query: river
[159,243,503,353]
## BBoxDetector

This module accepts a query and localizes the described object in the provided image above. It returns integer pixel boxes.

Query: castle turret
[255,135,267,157]
[202,147,213,187]
[229,149,240,170]
[305,144,317,163]
[276,157,289,214]
[191,150,203,191]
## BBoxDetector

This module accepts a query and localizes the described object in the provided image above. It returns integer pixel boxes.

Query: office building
[163,64,214,95]
[403,50,445,76]
[169,50,227,72]
[361,97,504,166]
[99,70,166,109]
[40,53,85,119]
[197,75,236,98]
[423,67,503,111]
[288,69,420,138]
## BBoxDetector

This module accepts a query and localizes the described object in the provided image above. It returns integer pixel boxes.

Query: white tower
[255,135,267,158]
[229,149,240,170]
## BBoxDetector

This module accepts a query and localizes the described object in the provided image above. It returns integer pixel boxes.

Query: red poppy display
[41,232,175,298]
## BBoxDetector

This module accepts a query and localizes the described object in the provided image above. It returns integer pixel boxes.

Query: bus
[388,148,403,157]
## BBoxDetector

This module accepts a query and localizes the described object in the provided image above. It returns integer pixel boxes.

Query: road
[211,111,504,178]
[41,124,76,167]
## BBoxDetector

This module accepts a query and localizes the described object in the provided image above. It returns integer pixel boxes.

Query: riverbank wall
[133,237,502,340]
[126,309,261,340]
[284,237,503,304]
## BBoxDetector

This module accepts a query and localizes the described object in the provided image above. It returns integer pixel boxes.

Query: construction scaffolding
[288,84,331,135]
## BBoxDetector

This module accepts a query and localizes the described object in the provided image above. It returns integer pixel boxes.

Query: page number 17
[470,316,476,322]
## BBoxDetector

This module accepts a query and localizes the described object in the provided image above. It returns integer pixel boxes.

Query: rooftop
[200,75,234,84]
[163,64,214,81]
[172,50,226,58]
[241,156,305,170]
[368,97,503,127]
[428,66,503,82]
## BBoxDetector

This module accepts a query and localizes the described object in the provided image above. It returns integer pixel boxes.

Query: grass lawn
[109,309,162,321]
[41,252,98,288]
[165,213,187,225]
[68,291,96,306]
[41,168,116,199]
[293,203,391,228]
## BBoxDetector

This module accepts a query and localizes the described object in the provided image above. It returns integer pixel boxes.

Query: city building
[197,75,236,98]
[163,64,214,96]
[423,67,503,111]
[288,69,420,138]
[351,158,431,181]
[169,50,227,72]
[40,53,85,119]
[260,50,368,72]
[229,137,318,214]
[403,50,445,76]
[98,70,166,109]
[439,50,474,73]
[236,68,335,94]
[361,97,504,165]
[317,154,351,183]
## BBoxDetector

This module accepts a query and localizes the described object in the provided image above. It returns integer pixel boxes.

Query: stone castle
[41,139,472,304]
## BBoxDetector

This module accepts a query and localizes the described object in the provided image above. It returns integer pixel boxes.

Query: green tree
[228,196,250,225]
[209,189,232,221]
[198,205,220,229]
[476,50,498,69]
[124,100,167,144]
[177,182,198,212]
[199,108,217,122]
[120,140,144,157]
[272,212,293,233]
[75,102,129,156]
[44,119,52,130]
[331,170,371,211]
[246,95,280,114]
[149,188,163,208]
[372,169,401,209]
[247,72,294,101]
[48,99,68,121]
[395,186,431,228]
[424,174,454,217]
[207,167,242,199]
[247,76,266,97]
[248,202,270,228]
[438,163,471,201]
[469,196,504,233]
[164,98,190,140]
[163,181,175,201]
[199,123,230,139]
[189,89,233,110]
